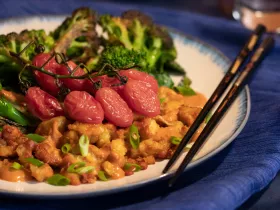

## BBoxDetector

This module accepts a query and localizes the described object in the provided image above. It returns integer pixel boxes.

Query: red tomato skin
[56,61,86,91]
[95,87,133,127]
[32,53,62,96]
[25,87,64,121]
[122,79,160,117]
[64,91,104,124]
[119,69,158,93]
[84,75,118,95]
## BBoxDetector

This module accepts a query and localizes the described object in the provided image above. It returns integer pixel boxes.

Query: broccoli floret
[52,7,100,63]
[99,10,184,78]
[121,10,153,27]
[97,45,147,70]
[0,30,54,62]
[99,12,149,51]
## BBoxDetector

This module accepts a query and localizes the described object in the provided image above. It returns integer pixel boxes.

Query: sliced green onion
[47,174,70,186]
[160,98,166,104]
[26,134,45,143]
[129,124,140,149]
[98,171,108,181]
[79,135,89,157]
[67,162,94,175]
[205,112,212,124]
[174,86,196,96]
[11,162,22,170]
[173,76,196,96]
[25,157,44,167]
[61,143,71,154]
[124,163,141,172]
[185,142,194,150]
[75,166,94,174]
[170,136,182,145]
[67,162,86,173]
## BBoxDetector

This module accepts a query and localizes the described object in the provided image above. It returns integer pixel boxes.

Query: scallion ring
[160,98,166,104]
[79,135,89,157]
[26,133,45,143]
[75,166,94,175]
[61,143,71,154]
[47,174,70,186]
[170,136,181,145]
[129,124,140,149]
[98,171,108,181]
[205,112,212,124]
[25,157,44,167]
[10,162,22,170]
[124,163,141,172]
[67,162,94,175]
[185,142,194,150]
[67,162,86,173]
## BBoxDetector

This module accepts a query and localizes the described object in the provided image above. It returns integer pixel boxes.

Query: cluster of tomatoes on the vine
[25,53,160,127]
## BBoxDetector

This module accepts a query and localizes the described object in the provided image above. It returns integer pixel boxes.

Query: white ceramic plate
[0,16,250,198]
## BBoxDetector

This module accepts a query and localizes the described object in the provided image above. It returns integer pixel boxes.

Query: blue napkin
[0,1,280,209]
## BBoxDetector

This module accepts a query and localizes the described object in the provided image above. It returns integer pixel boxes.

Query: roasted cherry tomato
[64,91,104,124]
[25,87,64,121]
[56,61,86,91]
[119,69,158,93]
[122,79,160,117]
[84,75,117,95]
[95,87,133,127]
[32,53,62,96]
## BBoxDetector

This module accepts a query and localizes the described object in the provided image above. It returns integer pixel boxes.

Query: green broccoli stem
[113,18,133,49]
[132,20,146,50]
[146,38,163,70]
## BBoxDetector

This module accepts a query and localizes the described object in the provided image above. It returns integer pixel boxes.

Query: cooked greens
[99,10,184,80]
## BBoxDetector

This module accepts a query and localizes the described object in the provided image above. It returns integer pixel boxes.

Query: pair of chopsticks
[163,24,275,187]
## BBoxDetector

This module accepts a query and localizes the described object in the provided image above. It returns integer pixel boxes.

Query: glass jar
[233,0,280,33]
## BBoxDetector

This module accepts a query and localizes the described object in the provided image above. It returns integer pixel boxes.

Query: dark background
[94,0,280,209]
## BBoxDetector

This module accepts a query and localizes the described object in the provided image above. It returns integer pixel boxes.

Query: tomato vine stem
[11,41,131,93]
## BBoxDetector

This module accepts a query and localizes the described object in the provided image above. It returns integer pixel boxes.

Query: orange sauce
[183,93,207,108]
[0,165,32,182]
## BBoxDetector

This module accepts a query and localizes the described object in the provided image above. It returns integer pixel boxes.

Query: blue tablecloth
[0,0,280,209]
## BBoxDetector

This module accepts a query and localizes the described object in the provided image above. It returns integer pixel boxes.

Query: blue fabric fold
[0,1,280,209]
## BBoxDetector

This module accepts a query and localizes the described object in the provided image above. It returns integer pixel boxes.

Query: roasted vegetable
[99,10,184,77]
[0,97,30,126]
[51,7,100,64]
[96,45,146,70]
[0,30,54,90]
[0,30,54,62]
[174,76,196,96]
[151,73,174,89]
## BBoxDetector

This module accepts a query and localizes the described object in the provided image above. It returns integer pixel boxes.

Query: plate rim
[0,15,251,198]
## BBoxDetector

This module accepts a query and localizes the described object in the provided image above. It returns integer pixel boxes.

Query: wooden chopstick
[168,36,275,187]
[162,24,267,174]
